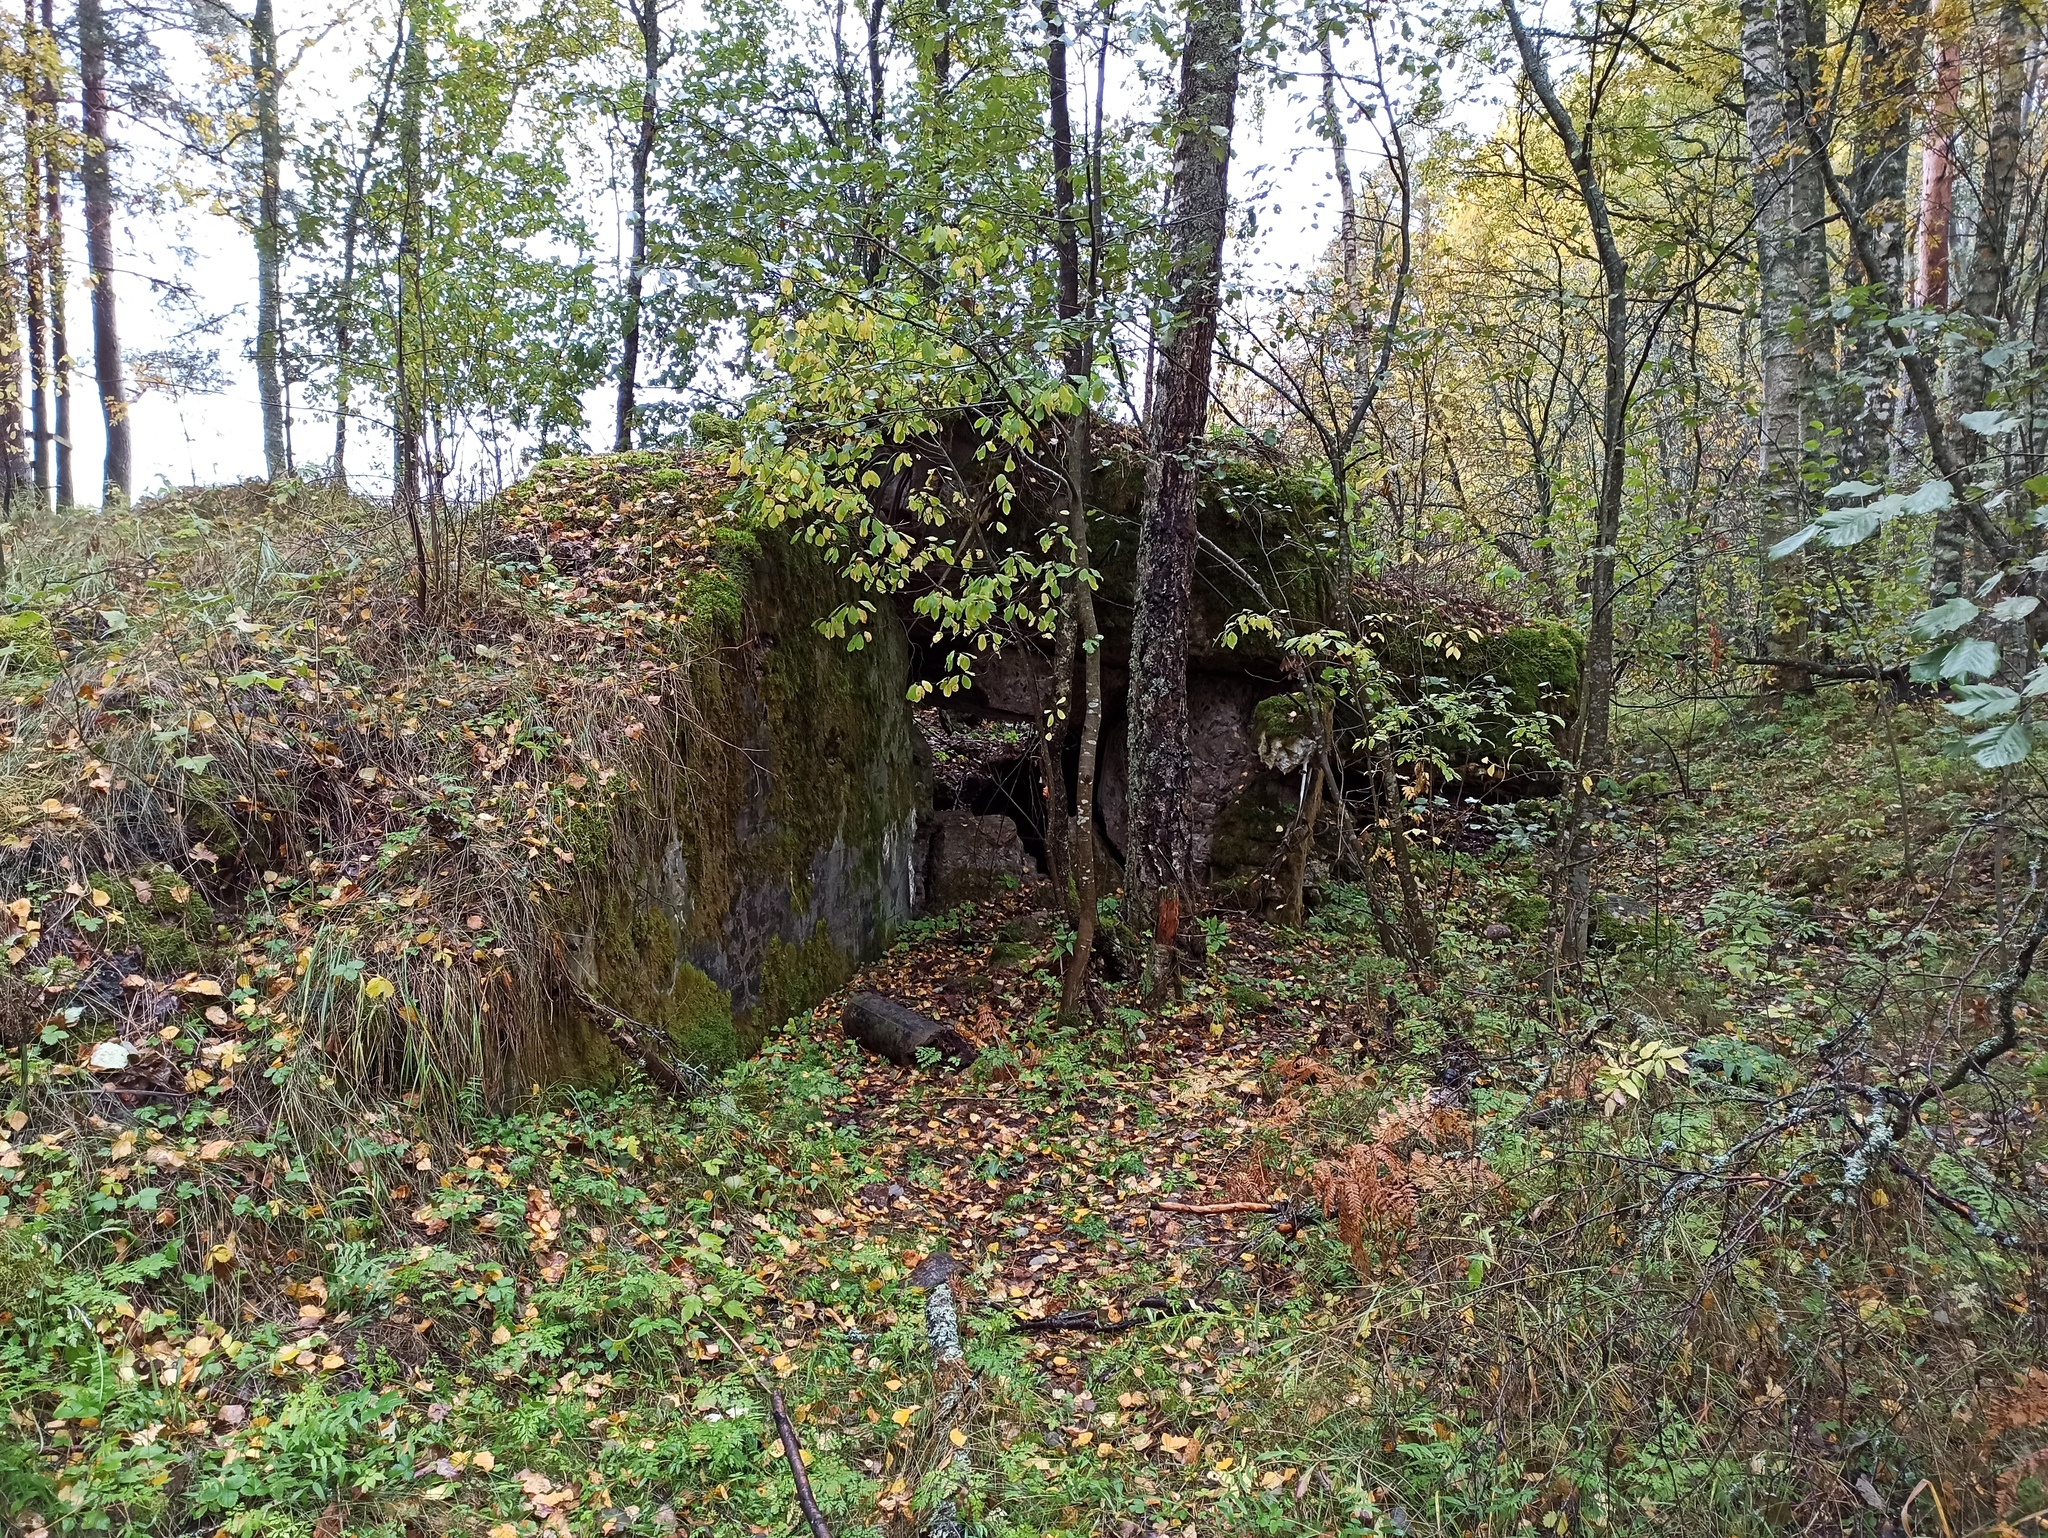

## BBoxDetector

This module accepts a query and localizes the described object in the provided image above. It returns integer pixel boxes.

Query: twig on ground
[577,988,705,1099]
[1153,1199,1285,1215]
[770,1389,836,1538]
[1012,1295,1192,1334]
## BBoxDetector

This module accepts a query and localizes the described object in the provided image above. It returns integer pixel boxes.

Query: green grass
[6,492,2048,1537]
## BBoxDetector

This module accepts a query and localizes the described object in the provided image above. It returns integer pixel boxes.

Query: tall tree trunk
[1503,0,1629,972]
[38,0,64,506]
[78,0,127,505]
[0,215,22,538]
[332,27,402,489]
[251,0,288,480]
[395,0,429,613]
[1125,0,1243,1001]
[1742,0,1807,672]
[1931,0,2026,601]
[1840,0,1924,483]
[1914,6,1961,311]
[1041,0,1102,1023]
[21,0,48,509]
[1783,0,1830,409]
[860,0,885,284]
[613,0,658,451]
[1801,30,2015,589]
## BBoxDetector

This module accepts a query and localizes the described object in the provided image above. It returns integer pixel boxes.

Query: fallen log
[1153,1200,1285,1215]
[842,992,979,1070]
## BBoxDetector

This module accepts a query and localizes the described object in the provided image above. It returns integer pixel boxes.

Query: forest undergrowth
[7,586,2048,1537]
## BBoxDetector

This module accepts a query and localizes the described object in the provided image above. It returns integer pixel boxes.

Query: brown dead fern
[1313,1096,1499,1278]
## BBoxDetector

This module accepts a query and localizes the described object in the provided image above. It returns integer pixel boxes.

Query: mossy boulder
[1457,621,1584,720]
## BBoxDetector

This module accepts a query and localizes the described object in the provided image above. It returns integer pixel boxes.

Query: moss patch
[118,868,220,974]
[746,922,853,1053]
[662,962,740,1070]
[1460,622,1584,718]
[1208,775,1298,887]
[525,454,920,1081]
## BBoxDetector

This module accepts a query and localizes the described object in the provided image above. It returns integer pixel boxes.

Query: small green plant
[1593,1037,1692,1116]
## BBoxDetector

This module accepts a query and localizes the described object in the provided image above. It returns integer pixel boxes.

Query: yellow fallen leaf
[472,1448,495,1472]
[890,1406,917,1427]
[364,976,395,1001]
[948,1427,966,1448]
[199,1139,234,1160]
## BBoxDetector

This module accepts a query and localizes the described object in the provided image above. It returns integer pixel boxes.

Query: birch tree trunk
[251,0,288,480]
[1742,0,1808,677]
[1914,6,1961,313]
[1125,0,1242,1001]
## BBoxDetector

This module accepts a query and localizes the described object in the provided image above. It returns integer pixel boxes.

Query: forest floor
[9,678,2048,1538]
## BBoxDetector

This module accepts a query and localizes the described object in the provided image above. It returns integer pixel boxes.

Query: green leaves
[1944,682,2020,722]
[1967,717,2036,769]
[1910,637,2000,682]
[1958,410,2023,436]
[1943,685,2046,766]
[1769,479,1953,558]
[1910,597,1979,640]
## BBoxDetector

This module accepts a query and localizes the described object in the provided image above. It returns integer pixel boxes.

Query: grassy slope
[4,499,2048,1538]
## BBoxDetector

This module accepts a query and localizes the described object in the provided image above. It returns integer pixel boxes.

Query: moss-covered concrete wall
[545,467,925,1076]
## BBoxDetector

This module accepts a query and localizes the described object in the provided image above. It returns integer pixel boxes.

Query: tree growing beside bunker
[10,0,2048,1535]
